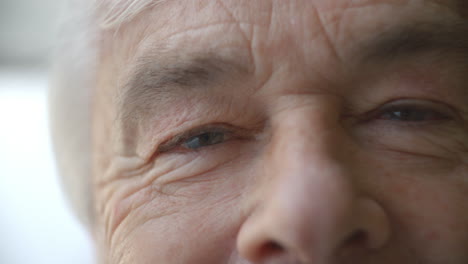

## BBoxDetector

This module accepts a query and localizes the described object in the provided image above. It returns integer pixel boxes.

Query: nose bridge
[268,103,354,199]
[239,105,364,261]
[270,98,346,165]
[237,104,391,262]
[267,106,356,249]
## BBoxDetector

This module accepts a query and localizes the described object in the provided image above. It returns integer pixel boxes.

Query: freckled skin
[91,0,468,263]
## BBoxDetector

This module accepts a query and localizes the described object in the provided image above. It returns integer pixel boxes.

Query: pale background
[0,0,94,263]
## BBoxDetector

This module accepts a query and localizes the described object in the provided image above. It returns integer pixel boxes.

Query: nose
[237,110,390,263]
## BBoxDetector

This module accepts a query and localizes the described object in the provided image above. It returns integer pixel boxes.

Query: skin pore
[91,0,468,263]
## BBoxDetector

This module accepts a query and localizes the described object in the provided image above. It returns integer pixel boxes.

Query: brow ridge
[118,52,250,123]
[359,20,468,64]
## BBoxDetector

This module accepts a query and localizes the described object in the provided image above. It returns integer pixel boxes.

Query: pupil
[185,132,224,149]
[390,109,425,121]
[198,133,210,144]
[396,110,409,119]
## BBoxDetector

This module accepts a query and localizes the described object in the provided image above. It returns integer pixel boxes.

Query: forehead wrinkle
[117,50,251,124]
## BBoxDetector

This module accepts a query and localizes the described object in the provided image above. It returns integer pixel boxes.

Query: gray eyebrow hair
[118,52,251,122]
[359,20,468,64]
[118,18,468,124]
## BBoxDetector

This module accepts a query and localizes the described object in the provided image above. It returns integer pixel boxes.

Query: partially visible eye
[182,131,229,150]
[374,100,453,123]
[158,124,243,153]
[379,107,447,122]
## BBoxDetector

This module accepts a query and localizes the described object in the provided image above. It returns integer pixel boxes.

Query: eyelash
[158,100,456,153]
[368,99,454,124]
[157,124,242,152]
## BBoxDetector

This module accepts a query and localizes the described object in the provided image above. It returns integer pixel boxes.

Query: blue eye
[157,124,245,153]
[182,131,227,150]
[379,108,445,122]
[376,101,452,123]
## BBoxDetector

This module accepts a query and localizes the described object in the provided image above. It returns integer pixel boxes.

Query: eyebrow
[118,52,251,121]
[358,20,468,64]
[118,18,468,122]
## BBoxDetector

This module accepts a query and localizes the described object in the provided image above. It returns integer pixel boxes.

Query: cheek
[373,165,468,260]
[108,185,247,264]
[119,206,242,263]
[103,156,256,264]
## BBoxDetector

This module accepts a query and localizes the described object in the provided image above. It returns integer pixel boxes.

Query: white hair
[97,0,163,28]
[49,0,164,228]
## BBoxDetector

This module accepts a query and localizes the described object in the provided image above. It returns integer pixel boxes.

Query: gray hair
[49,0,164,228]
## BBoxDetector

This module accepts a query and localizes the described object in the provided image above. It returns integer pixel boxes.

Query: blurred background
[0,0,94,263]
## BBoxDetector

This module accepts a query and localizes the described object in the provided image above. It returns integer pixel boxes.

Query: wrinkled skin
[91,0,468,263]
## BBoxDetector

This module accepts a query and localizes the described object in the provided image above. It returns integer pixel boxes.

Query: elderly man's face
[91,0,468,263]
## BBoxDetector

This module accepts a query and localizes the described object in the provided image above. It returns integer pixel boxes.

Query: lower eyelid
[158,124,254,153]
[164,137,245,156]
[379,108,449,121]
[182,132,229,149]
[358,99,457,121]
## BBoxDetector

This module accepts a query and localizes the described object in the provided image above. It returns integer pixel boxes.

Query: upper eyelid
[353,98,460,123]
[157,123,249,153]
[379,99,458,118]
[157,99,461,152]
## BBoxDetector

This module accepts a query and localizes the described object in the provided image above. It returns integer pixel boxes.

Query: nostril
[336,229,370,260]
[344,229,368,247]
[266,241,284,251]
[259,241,284,258]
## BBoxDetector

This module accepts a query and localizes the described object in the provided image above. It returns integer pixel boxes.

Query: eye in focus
[379,107,445,122]
[158,124,240,153]
[375,100,453,123]
[183,131,228,150]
